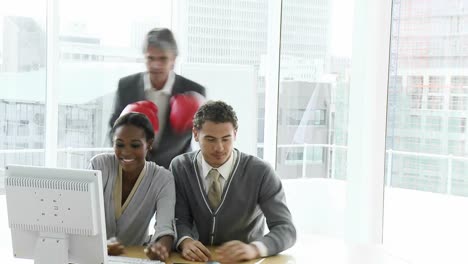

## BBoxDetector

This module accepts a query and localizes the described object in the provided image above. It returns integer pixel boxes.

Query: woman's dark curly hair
[112,112,155,142]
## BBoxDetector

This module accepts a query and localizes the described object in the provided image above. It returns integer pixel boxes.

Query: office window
[402,136,421,151]
[448,117,466,133]
[407,76,424,109]
[0,1,47,170]
[449,95,468,111]
[273,0,352,240]
[384,0,468,261]
[0,0,378,250]
[284,146,324,166]
[55,0,171,168]
[451,76,468,94]
[311,109,326,125]
[286,109,326,126]
[175,0,269,160]
[428,76,444,94]
[451,161,468,196]
[425,116,441,132]
[17,120,29,137]
[424,138,441,153]
[278,0,348,180]
[448,140,465,156]
[427,95,443,110]
[406,114,421,129]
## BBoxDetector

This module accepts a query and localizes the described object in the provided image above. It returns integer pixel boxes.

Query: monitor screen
[4,165,107,264]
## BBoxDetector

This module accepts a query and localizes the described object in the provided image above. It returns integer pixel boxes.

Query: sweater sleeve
[256,163,297,256]
[87,154,111,190]
[151,169,176,242]
[171,159,195,244]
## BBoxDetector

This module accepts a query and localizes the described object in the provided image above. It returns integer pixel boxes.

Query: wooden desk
[0,232,409,263]
[124,235,410,264]
[125,246,292,264]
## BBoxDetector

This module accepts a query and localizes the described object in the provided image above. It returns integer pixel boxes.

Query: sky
[0,0,171,47]
[330,0,355,57]
[0,0,354,57]
[0,0,355,103]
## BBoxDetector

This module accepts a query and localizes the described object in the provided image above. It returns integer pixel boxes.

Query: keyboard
[108,255,164,264]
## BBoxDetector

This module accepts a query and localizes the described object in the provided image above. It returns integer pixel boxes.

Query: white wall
[283,179,346,238]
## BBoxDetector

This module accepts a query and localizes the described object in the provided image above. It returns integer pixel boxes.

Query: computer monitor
[4,165,108,264]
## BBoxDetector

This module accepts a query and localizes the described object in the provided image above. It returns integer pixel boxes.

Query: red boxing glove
[120,100,159,133]
[170,92,204,133]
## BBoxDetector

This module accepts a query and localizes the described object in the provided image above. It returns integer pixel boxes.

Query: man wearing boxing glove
[109,28,206,169]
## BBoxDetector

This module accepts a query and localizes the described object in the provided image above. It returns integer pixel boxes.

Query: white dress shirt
[199,150,235,192]
[144,71,175,146]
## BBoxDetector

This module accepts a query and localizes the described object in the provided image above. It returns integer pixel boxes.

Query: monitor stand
[34,233,68,264]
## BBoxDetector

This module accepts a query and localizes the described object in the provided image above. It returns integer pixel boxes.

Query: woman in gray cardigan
[88,112,175,261]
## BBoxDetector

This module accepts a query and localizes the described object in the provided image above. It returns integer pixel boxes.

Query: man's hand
[145,235,173,261]
[216,240,260,263]
[179,238,211,262]
[107,239,125,256]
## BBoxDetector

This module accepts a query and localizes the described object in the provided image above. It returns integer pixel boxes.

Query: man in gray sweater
[170,100,296,263]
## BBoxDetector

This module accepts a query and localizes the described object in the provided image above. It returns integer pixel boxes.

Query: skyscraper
[2,16,46,72]
[176,0,331,78]
[175,0,334,178]
[387,0,468,195]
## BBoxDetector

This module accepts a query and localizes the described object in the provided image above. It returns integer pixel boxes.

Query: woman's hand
[107,237,125,256]
[145,235,173,261]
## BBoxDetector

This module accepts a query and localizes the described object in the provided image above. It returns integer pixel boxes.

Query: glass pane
[0,1,47,185]
[384,0,468,262]
[277,0,353,238]
[56,0,171,168]
[174,0,269,157]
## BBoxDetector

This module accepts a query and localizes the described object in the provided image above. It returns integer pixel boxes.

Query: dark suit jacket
[109,72,206,169]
